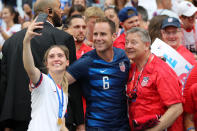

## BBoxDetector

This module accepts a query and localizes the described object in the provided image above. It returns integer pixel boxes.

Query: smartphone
[33,13,48,33]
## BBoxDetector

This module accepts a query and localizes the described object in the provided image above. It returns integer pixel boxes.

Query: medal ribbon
[48,74,64,119]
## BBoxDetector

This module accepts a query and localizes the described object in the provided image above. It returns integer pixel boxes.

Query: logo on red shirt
[141,77,149,87]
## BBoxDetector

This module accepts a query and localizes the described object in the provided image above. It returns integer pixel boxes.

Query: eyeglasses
[162,29,181,36]
[182,14,196,20]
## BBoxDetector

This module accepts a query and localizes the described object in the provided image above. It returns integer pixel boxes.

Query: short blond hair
[84,6,105,22]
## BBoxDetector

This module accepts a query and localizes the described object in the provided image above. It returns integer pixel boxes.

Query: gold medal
[57,118,62,125]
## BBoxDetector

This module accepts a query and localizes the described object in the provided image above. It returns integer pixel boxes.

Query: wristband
[187,127,195,131]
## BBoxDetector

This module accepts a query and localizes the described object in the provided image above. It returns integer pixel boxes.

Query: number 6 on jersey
[103,76,109,90]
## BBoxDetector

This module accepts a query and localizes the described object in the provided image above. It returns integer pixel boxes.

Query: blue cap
[118,7,138,22]
[161,17,180,29]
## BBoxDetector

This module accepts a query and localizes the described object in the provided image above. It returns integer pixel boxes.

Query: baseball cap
[161,17,180,29]
[177,1,197,16]
[118,7,138,22]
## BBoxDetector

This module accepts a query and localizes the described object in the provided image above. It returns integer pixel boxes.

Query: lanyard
[48,74,64,119]
[127,54,153,99]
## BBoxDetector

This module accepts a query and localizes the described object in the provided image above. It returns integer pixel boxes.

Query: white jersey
[181,22,197,55]
[28,73,68,131]
[0,24,21,46]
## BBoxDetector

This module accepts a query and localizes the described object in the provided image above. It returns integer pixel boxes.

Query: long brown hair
[43,45,69,94]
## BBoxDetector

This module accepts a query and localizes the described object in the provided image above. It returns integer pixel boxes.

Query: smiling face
[93,22,115,53]
[161,26,181,50]
[46,47,69,74]
[180,14,196,30]
[121,16,140,31]
[125,32,149,61]
[2,7,15,23]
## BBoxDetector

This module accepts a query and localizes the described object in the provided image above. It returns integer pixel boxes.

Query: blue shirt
[67,47,130,128]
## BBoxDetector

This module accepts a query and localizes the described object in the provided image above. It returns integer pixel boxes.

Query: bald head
[33,0,57,16]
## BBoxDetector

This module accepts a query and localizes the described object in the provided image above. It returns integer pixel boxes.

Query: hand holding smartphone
[33,13,48,33]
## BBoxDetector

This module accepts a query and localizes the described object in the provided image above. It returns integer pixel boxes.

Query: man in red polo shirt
[67,15,93,59]
[161,17,196,65]
[125,27,183,131]
[113,7,140,50]
[184,64,197,131]
[67,15,92,118]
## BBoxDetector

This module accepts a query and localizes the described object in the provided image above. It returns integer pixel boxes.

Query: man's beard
[76,37,85,43]
[52,12,62,27]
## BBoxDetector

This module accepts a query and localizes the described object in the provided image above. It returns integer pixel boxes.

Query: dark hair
[67,4,85,18]
[65,14,84,28]
[104,6,119,15]
[71,0,86,7]
[114,0,127,11]
[136,6,148,22]
[148,15,168,42]
[95,17,116,34]
[3,5,19,24]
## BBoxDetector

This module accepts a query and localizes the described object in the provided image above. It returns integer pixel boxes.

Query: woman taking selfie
[23,18,69,131]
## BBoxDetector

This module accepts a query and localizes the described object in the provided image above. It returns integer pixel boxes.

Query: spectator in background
[114,0,128,11]
[72,0,86,7]
[153,0,179,19]
[104,7,122,38]
[113,7,140,50]
[161,17,196,65]
[62,4,85,29]
[0,5,21,52]
[67,4,85,19]
[136,6,149,30]
[148,15,168,42]
[67,15,92,60]
[104,0,115,9]
[84,6,105,47]
[184,64,197,131]
[125,27,183,131]
[184,83,197,131]
[178,1,197,60]
[23,3,33,21]
[66,15,93,119]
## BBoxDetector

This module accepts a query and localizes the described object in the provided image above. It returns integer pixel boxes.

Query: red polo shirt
[76,43,93,60]
[127,54,183,131]
[113,33,126,50]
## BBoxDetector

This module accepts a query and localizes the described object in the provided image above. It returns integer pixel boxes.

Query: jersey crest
[119,62,125,72]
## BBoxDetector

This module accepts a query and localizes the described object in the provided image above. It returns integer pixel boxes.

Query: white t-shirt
[181,22,197,55]
[138,0,157,20]
[28,73,68,131]
[0,24,21,46]
[153,9,179,19]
